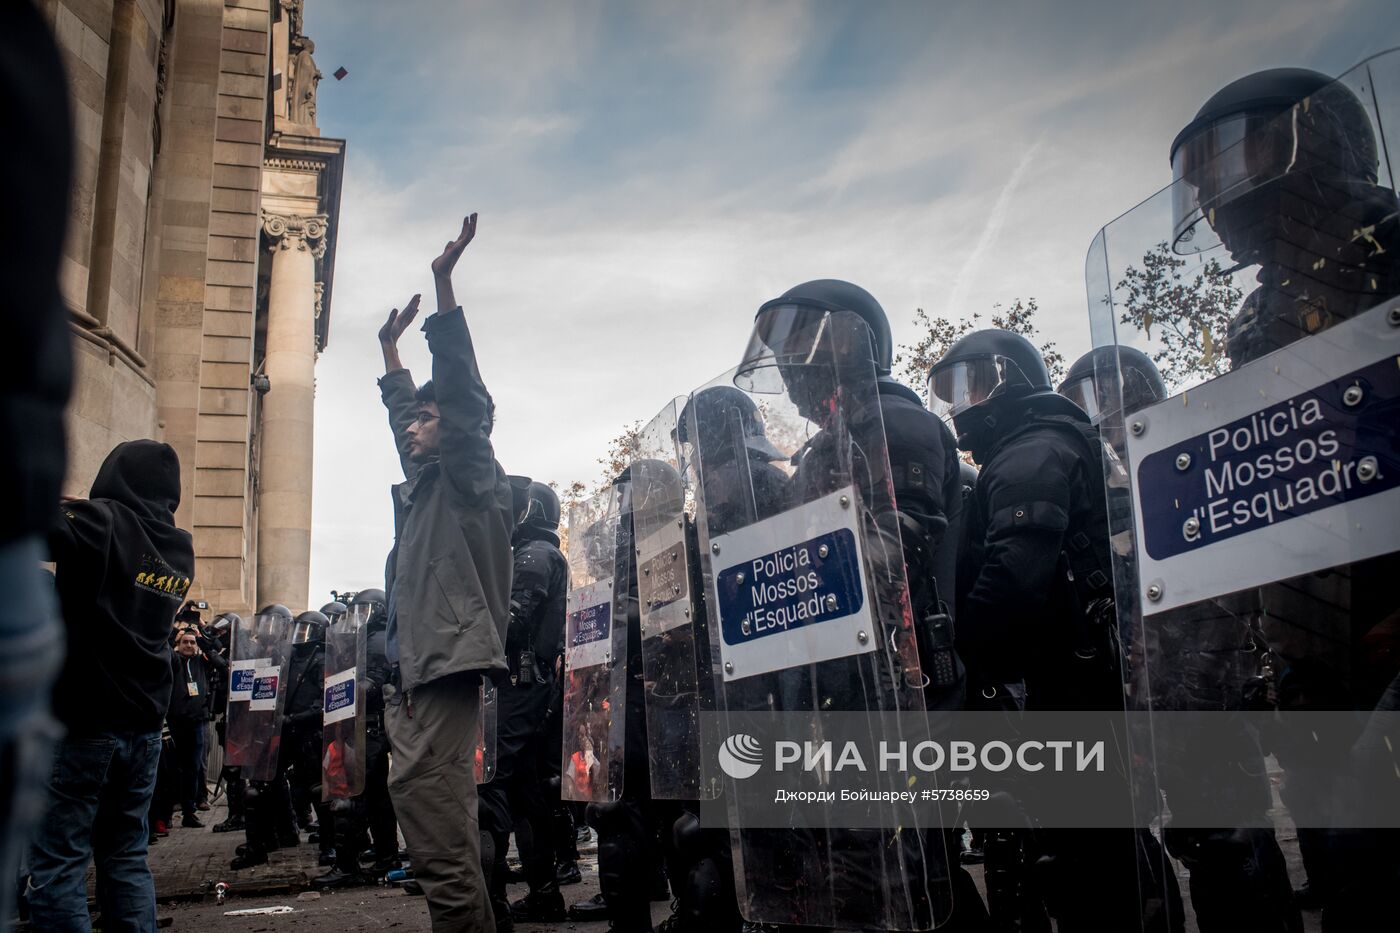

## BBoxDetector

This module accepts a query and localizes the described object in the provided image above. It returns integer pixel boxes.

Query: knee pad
[586,800,629,833]
[672,811,703,859]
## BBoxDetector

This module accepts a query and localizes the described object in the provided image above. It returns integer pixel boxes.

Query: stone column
[256,211,325,610]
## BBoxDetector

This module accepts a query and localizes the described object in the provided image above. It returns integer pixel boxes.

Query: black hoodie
[49,440,195,734]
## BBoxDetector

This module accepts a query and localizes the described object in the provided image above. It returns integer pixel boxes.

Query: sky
[302,0,1399,601]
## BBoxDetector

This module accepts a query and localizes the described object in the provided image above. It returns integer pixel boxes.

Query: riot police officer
[928,329,1181,932]
[477,481,570,923]
[313,589,401,889]
[208,612,246,834]
[568,470,671,932]
[230,605,301,870]
[1168,62,1400,931]
[760,280,968,709]
[284,610,333,866]
[746,281,985,929]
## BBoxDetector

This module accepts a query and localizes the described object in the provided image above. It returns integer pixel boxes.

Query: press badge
[186,680,200,697]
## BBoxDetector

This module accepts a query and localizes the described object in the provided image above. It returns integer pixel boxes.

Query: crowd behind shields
[2,3,1398,931]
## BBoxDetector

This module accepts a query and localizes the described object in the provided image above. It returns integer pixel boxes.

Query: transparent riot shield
[687,310,951,930]
[475,682,497,784]
[225,610,292,782]
[633,399,717,800]
[561,484,630,802]
[1086,49,1400,929]
[322,603,367,800]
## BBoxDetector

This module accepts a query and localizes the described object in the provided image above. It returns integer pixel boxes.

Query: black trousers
[167,717,207,816]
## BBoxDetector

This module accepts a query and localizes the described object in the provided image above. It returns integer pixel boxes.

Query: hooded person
[28,440,195,933]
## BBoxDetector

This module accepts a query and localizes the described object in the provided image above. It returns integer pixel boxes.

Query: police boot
[231,784,270,869]
[510,887,567,923]
[589,801,654,933]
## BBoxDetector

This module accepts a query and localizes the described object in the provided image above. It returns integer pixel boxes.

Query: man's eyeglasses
[413,412,439,426]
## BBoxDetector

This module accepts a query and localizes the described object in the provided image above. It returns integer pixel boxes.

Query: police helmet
[320,601,348,623]
[254,604,293,639]
[348,588,388,626]
[628,458,684,518]
[926,328,1051,423]
[211,611,240,634]
[522,481,561,531]
[678,385,787,464]
[744,279,894,377]
[292,610,329,645]
[1170,66,1378,253]
[1058,346,1167,423]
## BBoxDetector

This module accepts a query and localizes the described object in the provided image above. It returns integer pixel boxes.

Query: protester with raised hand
[378,213,516,932]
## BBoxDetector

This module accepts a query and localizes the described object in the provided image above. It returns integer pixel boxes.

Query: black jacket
[168,652,220,723]
[1,1,72,547]
[956,394,1119,710]
[283,643,326,731]
[49,441,195,734]
[508,528,569,677]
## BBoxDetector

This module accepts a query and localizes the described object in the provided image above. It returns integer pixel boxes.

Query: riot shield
[1086,49,1400,927]
[475,682,497,784]
[321,602,367,800]
[224,609,292,783]
[560,484,630,802]
[688,310,951,930]
[633,398,717,800]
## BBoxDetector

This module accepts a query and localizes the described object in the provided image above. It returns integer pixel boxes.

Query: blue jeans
[28,731,163,933]
[0,536,64,922]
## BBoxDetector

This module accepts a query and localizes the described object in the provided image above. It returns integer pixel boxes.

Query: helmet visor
[347,601,375,629]
[1170,111,1297,252]
[291,621,321,645]
[736,303,833,394]
[1058,376,1103,423]
[926,356,1021,421]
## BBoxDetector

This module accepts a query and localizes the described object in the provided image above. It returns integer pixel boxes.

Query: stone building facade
[43,0,343,614]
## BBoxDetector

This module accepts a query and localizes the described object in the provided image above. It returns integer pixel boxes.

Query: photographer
[167,621,226,828]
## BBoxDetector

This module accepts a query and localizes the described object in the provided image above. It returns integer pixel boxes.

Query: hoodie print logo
[134,554,191,601]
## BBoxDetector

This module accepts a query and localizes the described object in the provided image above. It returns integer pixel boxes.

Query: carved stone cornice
[262,211,327,259]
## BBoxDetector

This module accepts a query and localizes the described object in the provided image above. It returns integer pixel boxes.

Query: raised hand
[431,213,478,280]
[378,294,422,348]
[379,293,421,372]
[432,213,477,312]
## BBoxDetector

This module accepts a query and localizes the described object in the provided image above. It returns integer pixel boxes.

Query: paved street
[130,799,646,933]
[60,777,1319,933]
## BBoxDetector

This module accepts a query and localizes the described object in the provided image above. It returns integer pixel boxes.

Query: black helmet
[745,279,894,376]
[254,604,293,640]
[678,385,787,464]
[521,481,561,531]
[292,610,329,645]
[926,328,1051,422]
[348,588,388,625]
[320,601,348,621]
[629,458,684,519]
[1058,346,1167,423]
[211,611,241,634]
[1169,66,1379,255]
